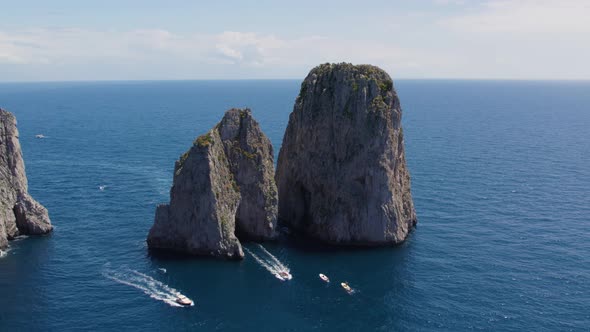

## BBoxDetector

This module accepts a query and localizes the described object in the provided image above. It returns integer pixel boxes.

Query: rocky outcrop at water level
[147,109,278,259]
[0,109,52,250]
[276,63,417,245]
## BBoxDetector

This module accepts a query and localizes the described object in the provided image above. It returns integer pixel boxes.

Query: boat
[278,271,292,281]
[319,273,329,282]
[175,295,193,306]
[341,282,353,294]
[35,134,45,139]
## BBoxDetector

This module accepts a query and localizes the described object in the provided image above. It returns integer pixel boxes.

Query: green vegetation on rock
[379,79,393,93]
[195,133,213,147]
[234,146,256,160]
[179,150,190,164]
[299,81,308,98]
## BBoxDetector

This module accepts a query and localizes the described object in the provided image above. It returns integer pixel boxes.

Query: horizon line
[1,77,589,84]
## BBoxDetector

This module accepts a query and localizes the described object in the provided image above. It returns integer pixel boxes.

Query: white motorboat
[278,271,292,281]
[175,295,193,306]
[341,282,353,294]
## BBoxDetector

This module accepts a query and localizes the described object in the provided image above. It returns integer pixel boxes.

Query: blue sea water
[0,80,588,331]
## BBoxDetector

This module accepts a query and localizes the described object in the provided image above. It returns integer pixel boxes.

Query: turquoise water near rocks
[0,80,588,331]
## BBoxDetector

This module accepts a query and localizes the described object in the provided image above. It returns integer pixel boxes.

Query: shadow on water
[146,247,242,262]
[0,236,54,330]
[275,225,416,253]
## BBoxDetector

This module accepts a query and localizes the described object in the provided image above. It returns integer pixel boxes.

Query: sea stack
[147,108,278,259]
[276,63,417,245]
[0,109,52,250]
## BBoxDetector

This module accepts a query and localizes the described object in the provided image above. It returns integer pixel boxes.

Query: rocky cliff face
[218,110,278,241]
[276,63,417,245]
[147,108,278,259]
[0,109,52,250]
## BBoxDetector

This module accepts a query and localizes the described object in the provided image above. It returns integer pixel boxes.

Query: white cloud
[433,0,466,5]
[427,0,590,79]
[213,31,285,66]
[0,28,433,80]
[441,0,590,34]
[2,0,590,82]
[0,29,299,67]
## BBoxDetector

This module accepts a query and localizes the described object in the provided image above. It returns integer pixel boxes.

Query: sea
[0,80,588,331]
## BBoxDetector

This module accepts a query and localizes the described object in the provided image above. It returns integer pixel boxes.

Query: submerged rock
[147,108,278,259]
[0,109,52,250]
[276,63,417,245]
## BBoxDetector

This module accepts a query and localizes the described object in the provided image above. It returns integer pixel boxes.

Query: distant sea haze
[0,80,588,331]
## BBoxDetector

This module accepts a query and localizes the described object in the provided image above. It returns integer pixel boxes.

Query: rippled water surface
[0,80,588,331]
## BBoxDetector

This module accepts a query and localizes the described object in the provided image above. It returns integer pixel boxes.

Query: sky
[1,0,589,81]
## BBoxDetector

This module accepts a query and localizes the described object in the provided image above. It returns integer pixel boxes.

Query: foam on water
[103,266,192,308]
[244,246,291,281]
[13,235,29,242]
[257,244,288,269]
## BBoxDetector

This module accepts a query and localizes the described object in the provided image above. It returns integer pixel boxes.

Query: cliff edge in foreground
[0,109,52,250]
[147,108,278,259]
[276,63,417,245]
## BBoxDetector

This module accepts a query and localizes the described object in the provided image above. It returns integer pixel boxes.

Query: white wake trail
[244,248,276,272]
[103,267,191,307]
[257,244,288,270]
[245,246,291,280]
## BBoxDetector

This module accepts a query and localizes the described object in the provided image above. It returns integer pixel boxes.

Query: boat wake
[244,244,292,281]
[13,235,28,242]
[102,267,192,307]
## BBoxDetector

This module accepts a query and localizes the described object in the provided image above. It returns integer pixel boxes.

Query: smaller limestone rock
[147,108,278,259]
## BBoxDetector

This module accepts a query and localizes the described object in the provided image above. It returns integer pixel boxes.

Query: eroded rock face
[218,109,278,241]
[0,109,52,250]
[276,63,417,245]
[147,108,278,259]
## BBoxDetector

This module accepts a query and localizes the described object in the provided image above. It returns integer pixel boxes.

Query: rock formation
[276,63,417,245]
[147,108,278,259]
[0,108,52,250]
[218,110,278,241]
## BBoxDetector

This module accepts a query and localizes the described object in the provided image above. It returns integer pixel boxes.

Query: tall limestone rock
[276,63,417,245]
[147,108,278,259]
[0,108,52,250]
